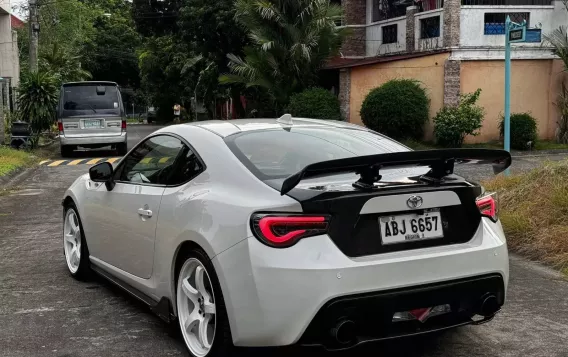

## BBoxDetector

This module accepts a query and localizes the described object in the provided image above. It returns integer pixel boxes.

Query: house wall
[349,52,449,141]
[460,59,565,142]
[461,5,555,48]
[0,11,19,87]
[415,9,445,52]
[365,16,406,57]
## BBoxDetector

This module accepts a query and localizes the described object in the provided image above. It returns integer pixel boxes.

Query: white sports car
[62,116,511,357]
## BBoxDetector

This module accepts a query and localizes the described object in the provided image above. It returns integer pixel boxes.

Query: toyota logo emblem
[407,195,423,209]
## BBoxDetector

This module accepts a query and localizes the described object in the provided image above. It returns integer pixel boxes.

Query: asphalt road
[1,126,568,356]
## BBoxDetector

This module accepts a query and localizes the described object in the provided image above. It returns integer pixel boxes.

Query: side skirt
[90,264,176,323]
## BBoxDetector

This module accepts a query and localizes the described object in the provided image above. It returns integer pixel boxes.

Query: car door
[84,134,185,279]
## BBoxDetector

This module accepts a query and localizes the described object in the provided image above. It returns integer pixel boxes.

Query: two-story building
[328,0,568,142]
[0,2,20,111]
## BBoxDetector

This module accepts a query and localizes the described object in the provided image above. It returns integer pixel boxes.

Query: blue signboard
[525,29,542,43]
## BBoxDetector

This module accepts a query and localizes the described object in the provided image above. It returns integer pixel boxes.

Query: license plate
[379,209,443,245]
[83,119,102,128]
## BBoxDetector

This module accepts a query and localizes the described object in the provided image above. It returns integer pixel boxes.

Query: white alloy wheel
[63,208,82,274]
[177,258,217,357]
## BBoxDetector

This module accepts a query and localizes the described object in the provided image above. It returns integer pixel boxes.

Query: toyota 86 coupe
[62,115,511,357]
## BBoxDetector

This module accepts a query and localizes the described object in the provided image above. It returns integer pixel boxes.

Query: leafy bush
[433,89,484,147]
[16,70,59,144]
[360,79,429,140]
[287,87,342,120]
[499,112,538,150]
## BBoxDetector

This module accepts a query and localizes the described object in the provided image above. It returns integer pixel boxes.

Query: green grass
[0,147,37,177]
[534,140,568,151]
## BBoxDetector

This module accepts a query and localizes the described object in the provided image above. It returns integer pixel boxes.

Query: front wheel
[63,203,91,280]
[176,250,234,357]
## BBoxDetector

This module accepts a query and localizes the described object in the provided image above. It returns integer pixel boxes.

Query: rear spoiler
[280,149,512,195]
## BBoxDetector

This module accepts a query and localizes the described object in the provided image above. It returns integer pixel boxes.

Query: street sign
[525,29,542,43]
[509,28,525,42]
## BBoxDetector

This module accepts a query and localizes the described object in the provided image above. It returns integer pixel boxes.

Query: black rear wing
[280,149,512,195]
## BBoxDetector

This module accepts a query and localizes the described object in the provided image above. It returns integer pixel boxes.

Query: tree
[220,0,345,113]
[40,43,92,85]
[81,1,142,87]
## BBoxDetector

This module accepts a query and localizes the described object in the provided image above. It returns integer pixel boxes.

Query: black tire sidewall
[176,249,234,357]
[63,203,91,280]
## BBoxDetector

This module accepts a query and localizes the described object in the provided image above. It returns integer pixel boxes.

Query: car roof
[184,117,369,138]
[62,81,119,86]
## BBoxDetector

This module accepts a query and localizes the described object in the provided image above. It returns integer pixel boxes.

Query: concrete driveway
[0,147,567,356]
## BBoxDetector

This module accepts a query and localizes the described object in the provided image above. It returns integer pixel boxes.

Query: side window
[166,145,204,185]
[116,135,184,185]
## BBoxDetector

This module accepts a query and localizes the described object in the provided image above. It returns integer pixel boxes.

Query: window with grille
[484,12,530,35]
[420,16,440,39]
[382,24,397,44]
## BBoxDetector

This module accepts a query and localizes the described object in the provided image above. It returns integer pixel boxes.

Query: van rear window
[62,85,119,112]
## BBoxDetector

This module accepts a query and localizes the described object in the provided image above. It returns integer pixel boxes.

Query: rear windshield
[225,127,409,180]
[61,85,120,117]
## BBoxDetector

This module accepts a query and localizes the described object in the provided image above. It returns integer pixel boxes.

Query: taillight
[476,192,498,222]
[58,121,63,133]
[251,214,330,248]
[121,120,127,131]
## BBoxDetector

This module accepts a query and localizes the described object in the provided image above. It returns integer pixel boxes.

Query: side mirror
[89,162,115,190]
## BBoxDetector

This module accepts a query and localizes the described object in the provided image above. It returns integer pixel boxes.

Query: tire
[176,249,234,357]
[63,203,91,280]
[60,145,74,158]
[117,142,128,156]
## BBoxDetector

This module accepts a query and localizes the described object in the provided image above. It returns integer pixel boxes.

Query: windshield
[61,85,120,116]
[225,127,410,180]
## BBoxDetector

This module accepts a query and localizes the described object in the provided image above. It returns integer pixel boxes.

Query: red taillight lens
[121,120,127,130]
[251,214,330,247]
[58,121,63,132]
[476,192,498,222]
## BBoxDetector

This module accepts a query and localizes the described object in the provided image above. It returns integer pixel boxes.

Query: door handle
[137,208,153,218]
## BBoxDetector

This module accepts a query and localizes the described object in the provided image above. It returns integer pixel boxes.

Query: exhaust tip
[480,294,500,317]
[330,319,356,345]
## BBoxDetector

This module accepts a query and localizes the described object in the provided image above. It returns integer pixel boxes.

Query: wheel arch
[170,238,215,316]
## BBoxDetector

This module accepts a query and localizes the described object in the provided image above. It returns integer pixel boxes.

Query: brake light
[121,120,126,131]
[251,214,330,248]
[58,121,63,133]
[476,192,498,222]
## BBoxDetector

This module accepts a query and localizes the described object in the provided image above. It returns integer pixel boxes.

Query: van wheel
[61,145,74,157]
[117,143,128,156]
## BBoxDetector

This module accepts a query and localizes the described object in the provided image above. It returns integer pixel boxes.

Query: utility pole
[29,0,40,72]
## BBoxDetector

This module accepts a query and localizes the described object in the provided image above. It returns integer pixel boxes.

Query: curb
[0,165,38,189]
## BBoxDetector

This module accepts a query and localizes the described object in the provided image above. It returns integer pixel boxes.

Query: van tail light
[121,120,127,132]
[476,192,498,222]
[251,214,330,248]
[58,121,63,133]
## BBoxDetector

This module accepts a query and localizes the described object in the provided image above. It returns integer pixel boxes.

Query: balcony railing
[462,0,552,5]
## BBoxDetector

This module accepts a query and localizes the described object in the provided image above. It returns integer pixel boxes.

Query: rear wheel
[117,142,128,156]
[176,249,233,357]
[60,145,74,157]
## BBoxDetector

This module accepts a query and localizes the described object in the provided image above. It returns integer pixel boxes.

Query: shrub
[16,70,58,145]
[287,87,342,120]
[360,79,429,140]
[499,112,538,150]
[433,89,484,147]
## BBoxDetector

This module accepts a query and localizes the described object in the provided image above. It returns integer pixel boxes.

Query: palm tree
[219,0,345,113]
[40,43,92,84]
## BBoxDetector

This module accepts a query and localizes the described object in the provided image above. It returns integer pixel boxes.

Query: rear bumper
[60,132,126,146]
[212,218,509,348]
[300,273,504,350]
